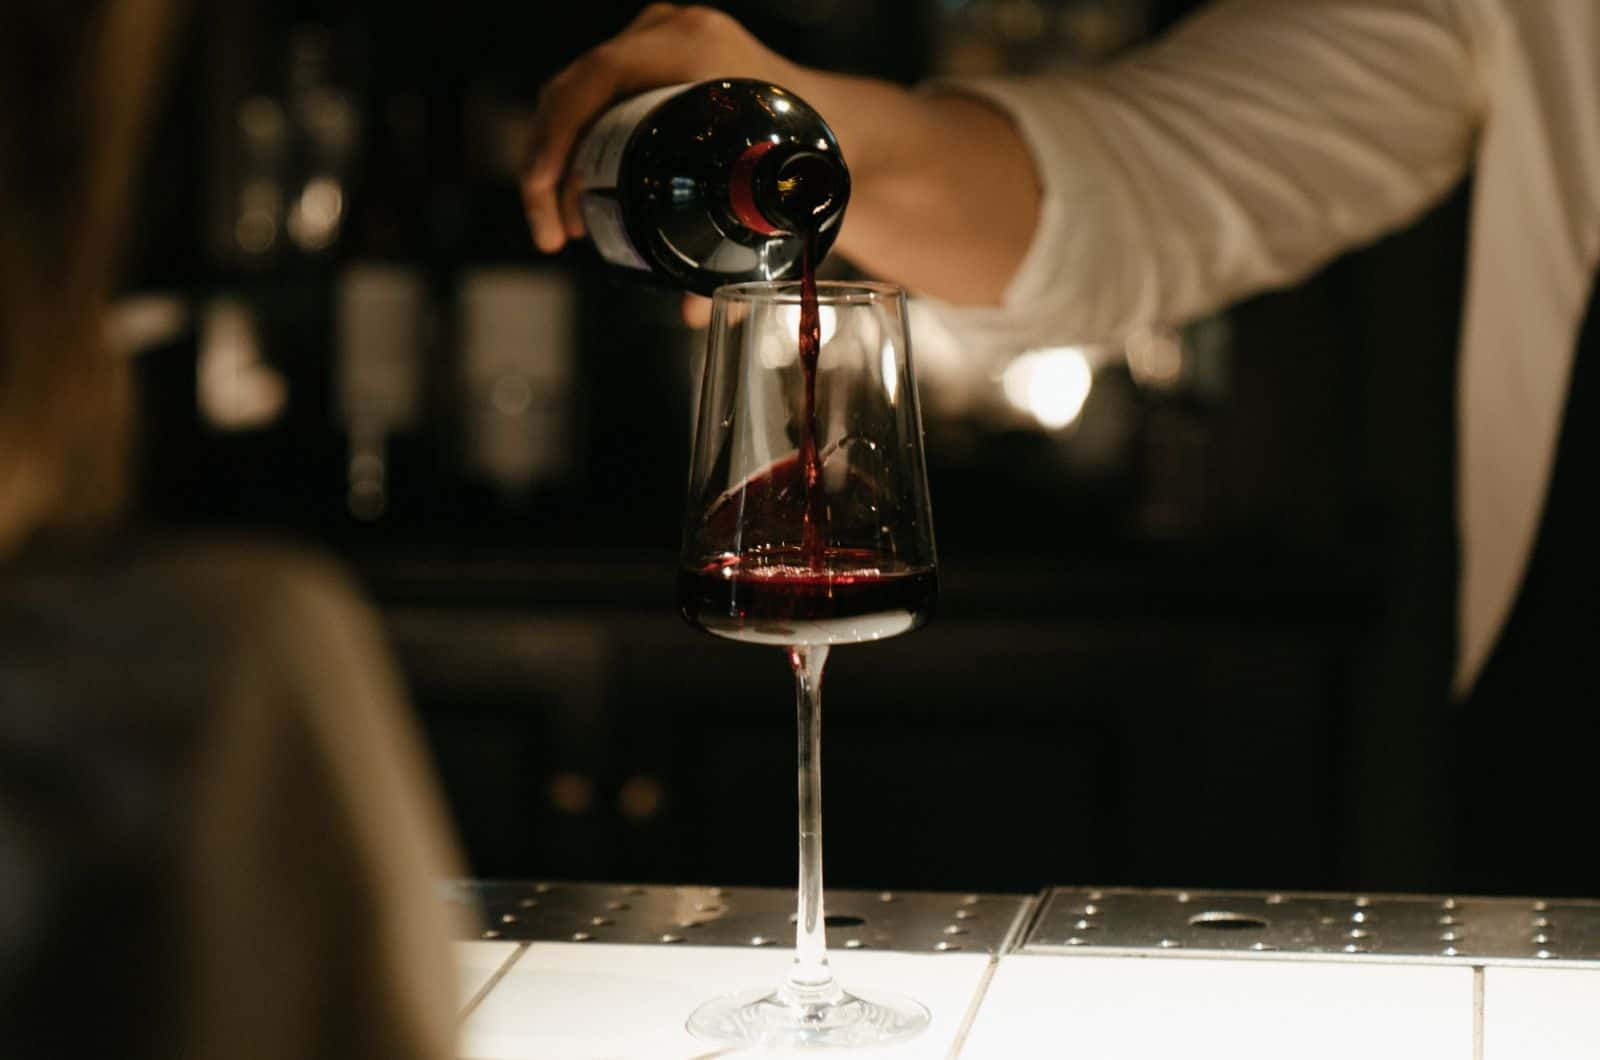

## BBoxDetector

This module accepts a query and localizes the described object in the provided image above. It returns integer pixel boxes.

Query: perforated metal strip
[1024,886,1600,966]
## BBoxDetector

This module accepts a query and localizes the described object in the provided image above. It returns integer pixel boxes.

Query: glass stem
[780,643,844,1011]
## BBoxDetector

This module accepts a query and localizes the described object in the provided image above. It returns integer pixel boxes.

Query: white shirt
[934,0,1600,694]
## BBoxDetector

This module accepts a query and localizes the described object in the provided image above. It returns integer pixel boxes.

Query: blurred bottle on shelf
[285,27,359,255]
[335,86,437,524]
[336,268,426,520]
[195,22,367,528]
[197,297,288,433]
[216,25,362,270]
[457,269,576,501]
[231,97,290,265]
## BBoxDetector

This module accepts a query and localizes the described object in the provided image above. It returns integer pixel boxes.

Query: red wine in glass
[679,547,936,646]
[680,439,936,645]
[686,228,932,641]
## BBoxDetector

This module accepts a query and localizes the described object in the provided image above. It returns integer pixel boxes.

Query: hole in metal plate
[825,915,866,928]
[1188,911,1269,932]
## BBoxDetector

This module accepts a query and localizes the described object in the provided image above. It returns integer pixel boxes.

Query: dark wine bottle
[571,79,850,295]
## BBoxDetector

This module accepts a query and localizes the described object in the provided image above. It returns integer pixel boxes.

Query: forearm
[792,71,1042,306]
[918,1,1482,345]
[527,2,1478,330]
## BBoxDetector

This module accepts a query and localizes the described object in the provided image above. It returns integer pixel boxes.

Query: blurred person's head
[0,0,180,557]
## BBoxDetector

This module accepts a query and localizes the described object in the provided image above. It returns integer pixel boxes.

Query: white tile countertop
[1482,966,1600,1060]
[450,885,1600,1058]
[458,944,993,1060]
[456,941,523,1013]
[960,954,1473,1060]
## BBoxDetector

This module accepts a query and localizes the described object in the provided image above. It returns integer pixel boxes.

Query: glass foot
[687,985,930,1049]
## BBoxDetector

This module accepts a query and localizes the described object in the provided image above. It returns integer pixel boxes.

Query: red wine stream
[797,233,825,570]
[679,211,935,644]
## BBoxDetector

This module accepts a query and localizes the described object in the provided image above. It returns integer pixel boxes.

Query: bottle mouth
[728,141,846,236]
[769,152,840,229]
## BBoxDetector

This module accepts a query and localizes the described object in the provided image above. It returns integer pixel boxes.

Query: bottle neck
[728,141,843,237]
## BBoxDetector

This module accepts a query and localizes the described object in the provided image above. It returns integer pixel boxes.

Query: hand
[522,4,799,254]
[681,294,712,329]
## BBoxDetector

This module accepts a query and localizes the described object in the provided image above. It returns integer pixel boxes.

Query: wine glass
[679,281,937,1048]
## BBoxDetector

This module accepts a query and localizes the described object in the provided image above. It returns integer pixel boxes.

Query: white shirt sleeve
[925,0,1483,350]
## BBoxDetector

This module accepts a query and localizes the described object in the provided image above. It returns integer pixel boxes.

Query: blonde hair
[0,0,181,556]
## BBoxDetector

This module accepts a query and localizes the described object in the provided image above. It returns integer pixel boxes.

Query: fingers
[682,294,713,328]
[560,178,585,241]
[523,53,620,252]
[522,114,566,254]
[523,6,774,256]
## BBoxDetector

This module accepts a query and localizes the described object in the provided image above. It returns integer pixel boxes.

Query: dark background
[122,0,1468,896]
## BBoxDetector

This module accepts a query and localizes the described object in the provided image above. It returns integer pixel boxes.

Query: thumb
[682,294,713,329]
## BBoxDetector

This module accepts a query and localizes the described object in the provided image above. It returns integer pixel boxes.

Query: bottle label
[571,83,688,190]
[573,84,688,271]
[582,193,650,271]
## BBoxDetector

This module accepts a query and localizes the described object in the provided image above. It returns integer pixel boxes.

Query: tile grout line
[460,942,530,1023]
[946,891,1045,1057]
[1472,965,1485,1060]
[947,954,1003,1059]
[948,891,1045,1057]
[1004,892,1048,955]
